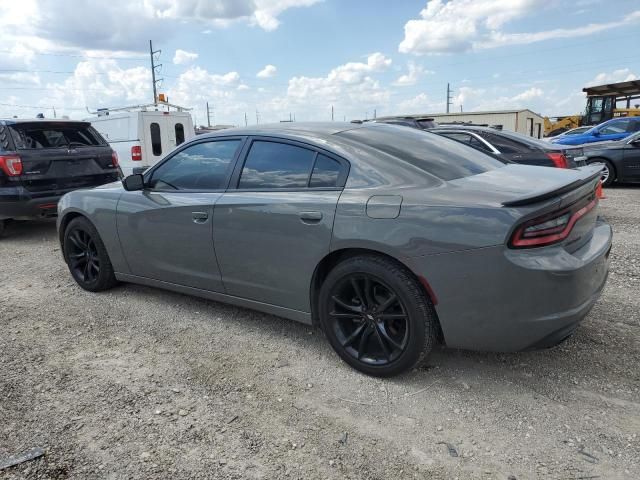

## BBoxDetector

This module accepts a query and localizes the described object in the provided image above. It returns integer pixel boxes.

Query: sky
[0,0,638,126]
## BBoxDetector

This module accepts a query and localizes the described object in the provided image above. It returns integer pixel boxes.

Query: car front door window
[149,140,241,191]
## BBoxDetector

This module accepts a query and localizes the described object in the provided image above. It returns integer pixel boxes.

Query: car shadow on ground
[0,219,57,241]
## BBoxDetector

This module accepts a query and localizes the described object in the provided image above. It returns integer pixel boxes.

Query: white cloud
[393,62,432,86]
[586,68,638,87]
[0,0,322,53]
[399,1,640,54]
[42,59,151,116]
[173,49,199,65]
[257,64,277,78]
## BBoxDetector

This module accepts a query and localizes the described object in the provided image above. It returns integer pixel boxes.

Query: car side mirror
[122,174,145,191]
[592,130,600,137]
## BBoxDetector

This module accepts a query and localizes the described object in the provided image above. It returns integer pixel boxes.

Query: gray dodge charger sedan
[57,122,612,377]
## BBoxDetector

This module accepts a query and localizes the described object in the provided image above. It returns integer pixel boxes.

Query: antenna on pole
[149,40,162,104]
[446,83,453,114]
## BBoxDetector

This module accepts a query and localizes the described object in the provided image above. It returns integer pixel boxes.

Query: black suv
[0,119,120,236]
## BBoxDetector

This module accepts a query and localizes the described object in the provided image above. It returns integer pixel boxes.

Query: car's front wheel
[63,217,117,292]
[319,255,437,377]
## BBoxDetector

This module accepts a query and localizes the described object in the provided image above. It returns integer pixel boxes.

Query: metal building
[410,109,545,138]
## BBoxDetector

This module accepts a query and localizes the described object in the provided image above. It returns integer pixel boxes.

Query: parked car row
[550,116,640,145]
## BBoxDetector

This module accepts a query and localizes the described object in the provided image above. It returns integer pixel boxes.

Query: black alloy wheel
[319,255,437,377]
[63,217,117,292]
[67,228,100,284]
[329,274,409,366]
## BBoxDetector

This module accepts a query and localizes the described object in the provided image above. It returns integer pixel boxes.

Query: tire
[0,219,6,237]
[318,255,437,377]
[589,159,615,187]
[63,216,117,292]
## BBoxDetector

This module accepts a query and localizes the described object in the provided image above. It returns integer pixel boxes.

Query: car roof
[198,121,366,140]
[0,118,90,126]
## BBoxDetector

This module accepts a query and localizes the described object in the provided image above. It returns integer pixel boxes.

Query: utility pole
[446,83,453,114]
[206,102,214,127]
[149,40,162,104]
[256,110,260,124]
[52,106,56,119]
[244,112,248,126]
[331,105,334,121]
[374,109,376,119]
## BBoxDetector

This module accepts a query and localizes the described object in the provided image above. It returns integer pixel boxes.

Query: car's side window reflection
[148,140,241,191]
[239,141,314,189]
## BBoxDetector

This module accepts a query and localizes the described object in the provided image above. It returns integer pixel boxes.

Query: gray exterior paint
[57,122,612,352]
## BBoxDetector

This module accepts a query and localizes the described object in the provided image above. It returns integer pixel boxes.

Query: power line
[0,49,146,60]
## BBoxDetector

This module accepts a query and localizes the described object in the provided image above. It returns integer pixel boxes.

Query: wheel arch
[309,247,443,340]
[58,211,96,261]
[587,157,617,182]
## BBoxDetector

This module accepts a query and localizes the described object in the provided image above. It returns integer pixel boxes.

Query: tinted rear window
[10,124,105,149]
[239,141,315,189]
[339,125,505,181]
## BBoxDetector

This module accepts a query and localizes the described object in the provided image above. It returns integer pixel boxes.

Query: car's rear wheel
[63,217,117,292]
[589,159,615,187]
[318,255,437,377]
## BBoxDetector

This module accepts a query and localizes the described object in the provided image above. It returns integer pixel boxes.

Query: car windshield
[338,125,506,181]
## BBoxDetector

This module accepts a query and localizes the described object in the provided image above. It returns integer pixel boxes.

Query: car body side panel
[213,190,341,312]
[56,183,129,273]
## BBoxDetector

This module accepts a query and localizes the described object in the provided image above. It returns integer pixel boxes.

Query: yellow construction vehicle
[544,79,640,137]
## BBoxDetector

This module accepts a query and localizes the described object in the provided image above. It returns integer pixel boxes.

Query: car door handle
[192,211,209,223]
[299,211,323,223]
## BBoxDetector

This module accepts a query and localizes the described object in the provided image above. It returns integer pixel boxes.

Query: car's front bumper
[404,218,612,352]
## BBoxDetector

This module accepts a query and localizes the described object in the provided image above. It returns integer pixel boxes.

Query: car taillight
[111,150,119,168]
[131,145,142,161]
[510,196,597,248]
[0,154,23,176]
[547,152,568,168]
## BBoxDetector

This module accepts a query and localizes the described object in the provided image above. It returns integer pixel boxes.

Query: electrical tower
[446,83,453,114]
[149,40,163,104]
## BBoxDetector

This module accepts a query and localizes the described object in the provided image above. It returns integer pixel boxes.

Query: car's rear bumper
[1,186,68,220]
[404,218,612,352]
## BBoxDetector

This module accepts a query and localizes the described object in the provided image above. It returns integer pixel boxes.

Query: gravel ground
[1,186,639,480]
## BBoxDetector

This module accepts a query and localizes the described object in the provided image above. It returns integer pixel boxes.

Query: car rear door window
[150,122,162,156]
[238,141,315,189]
[148,140,240,190]
[479,132,526,154]
[310,154,341,188]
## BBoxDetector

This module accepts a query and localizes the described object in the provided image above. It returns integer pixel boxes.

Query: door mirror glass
[123,174,144,191]
[592,130,600,137]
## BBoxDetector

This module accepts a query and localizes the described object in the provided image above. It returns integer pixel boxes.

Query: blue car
[551,117,640,145]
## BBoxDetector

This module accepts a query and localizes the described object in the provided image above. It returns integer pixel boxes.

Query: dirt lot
[1,186,639,480]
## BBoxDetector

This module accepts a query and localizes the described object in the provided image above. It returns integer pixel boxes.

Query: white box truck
[85,106,194,176]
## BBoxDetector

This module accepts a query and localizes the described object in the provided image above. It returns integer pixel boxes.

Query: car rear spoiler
[502,165,603,207]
